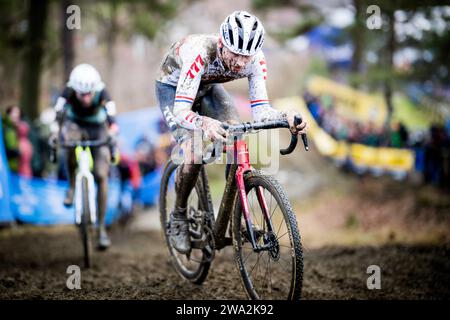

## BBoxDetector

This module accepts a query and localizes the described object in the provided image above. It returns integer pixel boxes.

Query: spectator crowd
[303,92,450,190]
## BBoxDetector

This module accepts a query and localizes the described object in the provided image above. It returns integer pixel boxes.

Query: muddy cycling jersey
[157,34,284,130]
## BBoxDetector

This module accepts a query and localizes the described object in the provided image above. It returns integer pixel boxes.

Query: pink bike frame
[232,140,275,249]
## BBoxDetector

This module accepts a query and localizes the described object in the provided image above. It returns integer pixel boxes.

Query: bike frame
[211,138,272,250]
[74,147,97,225]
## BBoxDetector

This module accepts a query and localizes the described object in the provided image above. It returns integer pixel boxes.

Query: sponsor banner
[0,119,14,223]
[9,173,123,225]
[306,76,388,127]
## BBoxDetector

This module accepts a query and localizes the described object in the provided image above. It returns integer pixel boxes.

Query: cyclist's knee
[180,163,202,175]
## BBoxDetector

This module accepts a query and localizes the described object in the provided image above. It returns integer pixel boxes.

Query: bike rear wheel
[159,160,214,284]
[232,170,303,300]
[80,177,93,268]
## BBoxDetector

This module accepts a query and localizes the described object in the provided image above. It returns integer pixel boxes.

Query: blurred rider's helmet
[220,11,265,56]
[67,63,104,94]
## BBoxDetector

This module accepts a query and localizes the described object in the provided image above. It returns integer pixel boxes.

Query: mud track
[0,224,449,299]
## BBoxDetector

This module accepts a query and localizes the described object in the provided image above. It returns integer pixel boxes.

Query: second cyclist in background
[53,63,119,250]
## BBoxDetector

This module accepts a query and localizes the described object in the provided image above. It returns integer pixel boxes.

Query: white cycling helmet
[220,11,265,56]
[67,63,104,94]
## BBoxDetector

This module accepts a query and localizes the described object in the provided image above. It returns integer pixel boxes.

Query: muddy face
[220,46,252,73]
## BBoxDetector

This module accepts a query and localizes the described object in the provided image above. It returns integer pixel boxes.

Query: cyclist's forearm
[105,101,117,126]
[174,108,202,130]
[54,97,66,113]
[252,104,286,122]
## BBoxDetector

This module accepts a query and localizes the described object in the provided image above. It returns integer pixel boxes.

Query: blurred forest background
[0,0,448,122]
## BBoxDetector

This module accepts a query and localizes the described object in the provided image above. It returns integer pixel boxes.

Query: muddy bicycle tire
[232,170,303,300]
[80,177,93,269]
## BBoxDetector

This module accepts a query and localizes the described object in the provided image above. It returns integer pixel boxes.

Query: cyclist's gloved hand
[286,111,307,135]
[201,116,228,143]
[107,123,120,165]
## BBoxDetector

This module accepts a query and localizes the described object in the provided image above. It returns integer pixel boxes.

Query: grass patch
[392,94,434,130]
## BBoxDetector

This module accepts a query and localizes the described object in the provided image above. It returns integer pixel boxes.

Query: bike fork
[234,140,263,251]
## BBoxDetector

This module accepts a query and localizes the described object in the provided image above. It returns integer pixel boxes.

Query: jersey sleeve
[248,52,284,122]
[172,46,207,130]
[53,87,72,112]
[99,89,116,125]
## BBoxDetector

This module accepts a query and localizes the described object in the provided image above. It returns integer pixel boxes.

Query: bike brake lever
[301,133,309,151]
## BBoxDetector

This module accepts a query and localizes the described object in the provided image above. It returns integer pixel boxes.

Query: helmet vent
[246,37,254,51]
[238,35,243,50]
[235,17,242,29]
[228,28,234,46]
[255,34,263,49]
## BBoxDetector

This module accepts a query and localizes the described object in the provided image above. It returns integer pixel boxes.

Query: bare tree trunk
[105,1,118,84]
[350,0,364,88]
[20,0,48,120]
[383,9,395,127]
[62,0,75,84]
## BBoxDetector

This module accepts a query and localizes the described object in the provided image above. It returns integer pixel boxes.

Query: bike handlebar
[222,115,309,155]
[56,138,112,148]
[48,135,116,163]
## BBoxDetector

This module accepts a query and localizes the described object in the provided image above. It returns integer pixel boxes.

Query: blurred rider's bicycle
[49,134,115,268]
[160,113,308,299]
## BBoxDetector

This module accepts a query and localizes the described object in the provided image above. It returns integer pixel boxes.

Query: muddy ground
[0,223,449,300]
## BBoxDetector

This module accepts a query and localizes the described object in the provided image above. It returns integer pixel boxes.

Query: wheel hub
[263,231,280,261]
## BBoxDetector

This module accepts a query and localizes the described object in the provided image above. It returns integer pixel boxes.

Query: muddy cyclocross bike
[50,133,115,268]
[160,113,308,300]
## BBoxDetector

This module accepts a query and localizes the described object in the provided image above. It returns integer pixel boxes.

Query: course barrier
[274,96,415,176]
[0,120,14,223]
[306,76,388,127]
[0,107,166,225]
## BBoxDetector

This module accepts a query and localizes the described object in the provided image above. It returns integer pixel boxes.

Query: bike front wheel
[80,177,93,269]
[232,170,303,300]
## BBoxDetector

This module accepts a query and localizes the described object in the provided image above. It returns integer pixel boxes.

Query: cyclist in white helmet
[156,11,307,254]
[53,63,119,250]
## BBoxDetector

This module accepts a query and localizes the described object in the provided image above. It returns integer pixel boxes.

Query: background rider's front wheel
[232,171,303,300]
[159,161,213,284]
[80,177,93,268]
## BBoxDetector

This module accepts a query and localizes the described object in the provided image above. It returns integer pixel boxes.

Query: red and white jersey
[157,34,282,129]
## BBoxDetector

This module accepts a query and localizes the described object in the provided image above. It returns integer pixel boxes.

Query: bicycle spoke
[242,247,255,265]
[276,210,284,236]
[277,230,289,241]
[271,201,280,224]
[263,253,271,296]
[255,253,262,291]
[248,252,262,277]
[275,255,293,267]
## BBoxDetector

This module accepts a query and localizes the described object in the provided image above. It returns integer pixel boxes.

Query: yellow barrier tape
[273,96,415,172]
[306,76,388,127]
